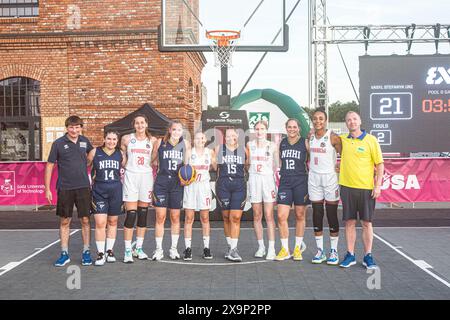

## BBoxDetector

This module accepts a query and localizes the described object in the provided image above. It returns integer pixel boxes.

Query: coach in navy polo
[44,115,94,267]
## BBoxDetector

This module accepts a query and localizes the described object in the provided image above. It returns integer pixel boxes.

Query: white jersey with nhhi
[123,133,154,203]
[190,147,211,182]
[309,130,337,174]
[125,133,153,174]
[248,140,275,176]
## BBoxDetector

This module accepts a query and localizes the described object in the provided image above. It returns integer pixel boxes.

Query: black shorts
[340,185,375,222]
[56,187,91,218]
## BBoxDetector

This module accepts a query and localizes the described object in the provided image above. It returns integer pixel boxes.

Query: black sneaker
[106,250,116,263]
[203,247,213,260]
[183,247,192,261]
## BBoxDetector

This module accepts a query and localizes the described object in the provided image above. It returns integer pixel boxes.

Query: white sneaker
[151,249,164,261]
[254,247,266,258]
[265,249,276,260]
[106,250,116,263]
[95,252,106,266]
[132,247,149,260]
[123,249,134,263]
[169,248,181,260]
[300,241,307,253]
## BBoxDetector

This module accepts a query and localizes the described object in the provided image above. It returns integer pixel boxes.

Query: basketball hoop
[206,30,241,67]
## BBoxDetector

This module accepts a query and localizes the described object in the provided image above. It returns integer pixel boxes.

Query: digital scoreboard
[359,55,450,153]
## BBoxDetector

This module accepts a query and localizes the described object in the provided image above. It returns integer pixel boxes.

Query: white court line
[155,259,270,266]
[0,229,80,277]
[373,233,450,289]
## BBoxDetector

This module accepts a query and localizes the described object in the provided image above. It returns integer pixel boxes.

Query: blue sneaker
[54,251,70,267]
[363,253,378,270]
[311,249,327,264]
[339,251,356,268]
[82,250,92,266]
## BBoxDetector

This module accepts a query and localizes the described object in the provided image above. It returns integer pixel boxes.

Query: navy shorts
[92,182,123,216]
[277,175,310,206]
[340,185,375,222]
[216,177,247,211]
[153,175,184,209]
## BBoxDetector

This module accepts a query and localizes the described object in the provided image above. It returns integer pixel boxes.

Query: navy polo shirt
[47,134,93,190]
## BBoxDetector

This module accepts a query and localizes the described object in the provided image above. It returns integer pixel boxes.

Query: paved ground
[1,206,449,300]
[0,226,449,300]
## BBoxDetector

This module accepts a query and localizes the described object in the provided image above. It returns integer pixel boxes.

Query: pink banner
[0,162,57,206]
[378,158,450,203]
[1,159,449,206]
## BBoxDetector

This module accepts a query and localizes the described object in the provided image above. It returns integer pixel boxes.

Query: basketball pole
[218,57,231,108]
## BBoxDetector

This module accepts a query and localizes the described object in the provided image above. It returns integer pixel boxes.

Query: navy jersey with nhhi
[158,138,186,176]
[217,144,245,179]
[279,137,308,177]
[92,147,122,183]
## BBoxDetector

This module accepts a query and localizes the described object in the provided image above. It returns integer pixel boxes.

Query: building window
[0,77,41,161]
[0,0,39,18]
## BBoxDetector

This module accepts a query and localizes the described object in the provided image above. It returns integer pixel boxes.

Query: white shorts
[123,171,154,203]
[183,180,212,211]
[248,174,277,203]
[308,172,340,202]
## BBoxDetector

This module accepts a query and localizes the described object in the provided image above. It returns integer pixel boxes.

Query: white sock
[330,236,339,251]
[96,241,105,254]
[106,238,115,251]
[226,237,231,246]
[185,238,192,249]
[203,236,210,249]
[295,237,304,248]
[268,240,275,252]
[315,236,324,251]
[156,237,163,250]
[281,238,289,251]
[171,234,179,249]
[258,239,265,249]
[124,240,132,251]
[230,238,238,250]
[136,237,144,249]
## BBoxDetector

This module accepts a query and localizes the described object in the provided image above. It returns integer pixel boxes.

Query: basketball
[178,164,197,185]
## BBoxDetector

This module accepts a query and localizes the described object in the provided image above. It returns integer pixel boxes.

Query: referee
[338,111,384,269]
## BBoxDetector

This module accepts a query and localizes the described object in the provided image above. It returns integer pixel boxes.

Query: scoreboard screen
[359,55,450,153]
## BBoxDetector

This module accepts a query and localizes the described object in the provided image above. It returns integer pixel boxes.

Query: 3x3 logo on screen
[426,67,450,85]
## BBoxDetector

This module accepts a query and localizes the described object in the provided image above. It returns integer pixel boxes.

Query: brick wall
[0,0,205,157]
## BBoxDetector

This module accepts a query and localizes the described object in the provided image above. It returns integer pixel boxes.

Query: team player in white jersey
[246,121,278,260]
[182,131,216,260]
[307,108,342,265]
[121,114,157,263]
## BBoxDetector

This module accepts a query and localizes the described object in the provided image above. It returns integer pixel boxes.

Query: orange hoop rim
[206,30,241,46]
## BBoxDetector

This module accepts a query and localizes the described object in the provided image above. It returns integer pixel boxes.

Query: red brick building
[0,0,205,161]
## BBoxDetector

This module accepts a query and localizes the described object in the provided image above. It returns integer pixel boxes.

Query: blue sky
[201,0,450,107]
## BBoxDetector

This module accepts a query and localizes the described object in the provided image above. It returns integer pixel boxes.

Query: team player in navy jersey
[152,120,191,261]
[121,115,157,263]
[215,127,248,262]
[87,131,126,266]
[275,119,310,261]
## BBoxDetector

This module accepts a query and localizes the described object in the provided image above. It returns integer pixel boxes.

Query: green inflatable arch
[231,88,311,137]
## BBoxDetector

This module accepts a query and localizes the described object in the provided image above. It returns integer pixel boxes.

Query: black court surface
[0,208,450,300]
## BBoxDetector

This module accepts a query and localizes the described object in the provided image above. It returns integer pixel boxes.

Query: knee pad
[325,203,339,233]
[124,210,137,228]
[312,203,325,233]
[137,207,148,228]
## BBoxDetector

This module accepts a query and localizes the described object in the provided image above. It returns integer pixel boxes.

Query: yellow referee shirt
[339,130,383,190]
